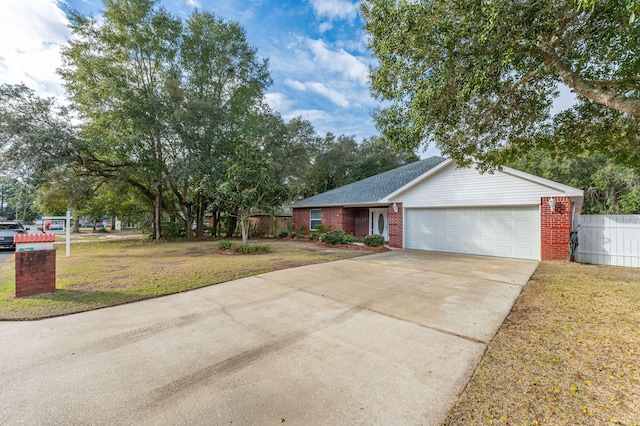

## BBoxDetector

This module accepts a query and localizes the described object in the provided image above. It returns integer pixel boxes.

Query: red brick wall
[388,203,403,248]
[322,207,348,233]
[15,249,56,297]
[292,208,310,233]
[541,196,572,261]
[353,208,370,240]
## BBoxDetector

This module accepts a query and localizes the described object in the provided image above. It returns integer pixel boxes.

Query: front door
[369,208,389,241]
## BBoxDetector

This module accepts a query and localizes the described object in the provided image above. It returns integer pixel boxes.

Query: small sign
[44,220,65,232]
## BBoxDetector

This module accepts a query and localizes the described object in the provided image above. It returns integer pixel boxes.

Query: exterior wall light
[548,198,555,212]
[392,203,399,213]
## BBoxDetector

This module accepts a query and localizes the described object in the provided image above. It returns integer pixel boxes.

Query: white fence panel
[576,215,640,267]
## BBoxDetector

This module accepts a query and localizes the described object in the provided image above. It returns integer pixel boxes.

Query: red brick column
[541,196,572,261]
[388,202,403,248]
[15,249,56,297]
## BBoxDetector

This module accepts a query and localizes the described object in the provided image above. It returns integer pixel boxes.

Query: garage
[404,206,540,260]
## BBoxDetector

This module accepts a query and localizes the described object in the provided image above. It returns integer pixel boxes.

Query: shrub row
[218,240,270,253]
[277,229,358,245]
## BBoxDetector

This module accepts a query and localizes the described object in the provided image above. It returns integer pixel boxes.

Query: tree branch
[539,47,640,115]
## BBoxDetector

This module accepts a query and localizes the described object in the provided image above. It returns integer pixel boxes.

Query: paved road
[0,250,538,425]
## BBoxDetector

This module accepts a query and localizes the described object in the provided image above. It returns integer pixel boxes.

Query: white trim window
[310,209,322,231]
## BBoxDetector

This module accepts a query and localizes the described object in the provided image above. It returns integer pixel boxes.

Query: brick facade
[292,208,310,233]
[541,196,573,261]
[15,249,56,297]
[353,208,369,240]
[388,203,403,249]
[292,207,374,241]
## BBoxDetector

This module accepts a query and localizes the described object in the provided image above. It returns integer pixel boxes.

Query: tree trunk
[153,181,162,240]
[239,211,251,246]
[196,192,206,238]
[225,215,237,239]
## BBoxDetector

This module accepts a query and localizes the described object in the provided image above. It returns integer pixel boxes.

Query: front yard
[445,261,640,425]
[0,239,369,320]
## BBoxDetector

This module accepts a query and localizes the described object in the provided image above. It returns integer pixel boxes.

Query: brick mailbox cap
[14,233,56,243]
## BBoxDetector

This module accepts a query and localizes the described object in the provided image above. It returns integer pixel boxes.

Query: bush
[277,230,289,239]
[363,234,385,247]
[308,232,321,240]
[238,244,270,254]
[218,240,270,253]
[218,240,234,250]
[342,233,356,244]
[323,229,346,245]
[161,221,184,239]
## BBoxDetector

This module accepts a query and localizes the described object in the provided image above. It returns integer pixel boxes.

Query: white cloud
[285,79,349,108]
[308,0,359,22]
[185,0,201,7]
[282,109,331,122]
[306,82,349,108]
[318,22,333,33]
[285,79,307,91]
[264,92,293,111]
[0,0,70,97]
[306,38,369,85]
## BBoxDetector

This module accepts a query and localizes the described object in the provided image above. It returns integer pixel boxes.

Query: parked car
[0,222,26,250]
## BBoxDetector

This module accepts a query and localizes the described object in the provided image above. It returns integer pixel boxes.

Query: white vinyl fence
[576,215,640,267]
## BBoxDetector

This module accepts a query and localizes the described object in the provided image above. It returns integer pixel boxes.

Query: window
[310,209,322,230]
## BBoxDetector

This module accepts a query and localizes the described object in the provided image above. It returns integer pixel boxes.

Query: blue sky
[0,0,577,158]
[0,0,394,148]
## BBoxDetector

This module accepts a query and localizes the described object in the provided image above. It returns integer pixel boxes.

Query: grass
[0,239,369,320]
[444,261,640,425]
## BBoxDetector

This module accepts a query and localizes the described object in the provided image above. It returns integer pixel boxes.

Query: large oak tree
[362,0,640,170]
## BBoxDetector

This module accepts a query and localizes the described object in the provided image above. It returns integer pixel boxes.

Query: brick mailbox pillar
[14,233,56,297]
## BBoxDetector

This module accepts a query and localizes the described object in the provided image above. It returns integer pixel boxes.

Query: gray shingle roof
[291,156,446,208]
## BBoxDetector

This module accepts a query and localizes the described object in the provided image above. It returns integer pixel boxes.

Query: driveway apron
[0,249,538,425]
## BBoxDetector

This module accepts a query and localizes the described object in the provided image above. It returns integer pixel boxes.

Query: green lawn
[444,261,640,425]
[0,239,369,320]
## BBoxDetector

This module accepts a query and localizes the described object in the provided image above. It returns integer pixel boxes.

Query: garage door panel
[405,207,540,260]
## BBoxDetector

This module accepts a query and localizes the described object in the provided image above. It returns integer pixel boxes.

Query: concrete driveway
[0,250,538,425]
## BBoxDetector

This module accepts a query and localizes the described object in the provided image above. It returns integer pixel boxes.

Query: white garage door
[405,207,540,260]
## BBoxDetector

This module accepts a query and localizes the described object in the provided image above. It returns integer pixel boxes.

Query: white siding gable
[394,164,566,208]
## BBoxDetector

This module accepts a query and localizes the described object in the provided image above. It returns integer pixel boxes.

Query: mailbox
[14,233,56,251]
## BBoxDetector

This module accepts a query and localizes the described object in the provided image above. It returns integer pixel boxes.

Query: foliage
[321,230,356,245]
[277,230,289,239]
[362,0,640,170]
[322,230,346,245]
[510,150,640,213]
[218,239,269,253]
[308,232,322,240]
[218,240,234,250]
[215,141,287,246]
[363,234,385,247]
[161,222,184,240]
[238,244,270,254]
[59,0,272,239]
[342,234,356,244]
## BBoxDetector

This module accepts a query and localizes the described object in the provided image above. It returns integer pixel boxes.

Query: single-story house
[290,156,583,261]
